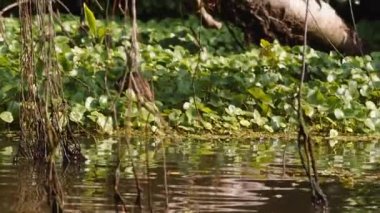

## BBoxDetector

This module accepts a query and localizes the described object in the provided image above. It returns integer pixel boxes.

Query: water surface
[0,135,379,212]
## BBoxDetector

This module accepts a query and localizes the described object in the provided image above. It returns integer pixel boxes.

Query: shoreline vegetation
[0,16,380,135]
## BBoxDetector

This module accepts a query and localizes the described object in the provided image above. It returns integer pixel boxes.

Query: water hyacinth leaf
[239,119,250,127]
[264,124,274,133]
[70,104,87,124]
[144,102,159,113]
[185,108,194,124]
[271,116,286,129]
[2,17,380,133]
[197,102,213,114]
[85,96,95,110]
[369,110,380,119]
[360,85,369,97]
[200,49,208,62]
[140,107,155,122]
[327,73,335,82]
[302,103,315,118]
[91,111,113,134]
[183,102,191,110]
[225,105,236,116]
[253,109,267,126]
[365,101,377,110]
[201,120,213,130]
[125,89,137,102]
[247,87,272,104]
[0,111,13,123]
[364,118,376,131]
[168,109,181,122]
[99,95,108,108]
[334,108,345,120]
[329,129,339,138]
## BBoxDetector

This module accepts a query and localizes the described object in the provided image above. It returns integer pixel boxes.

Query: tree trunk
[205,0,365,55]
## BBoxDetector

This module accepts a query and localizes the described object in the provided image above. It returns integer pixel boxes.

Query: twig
[0,0,31,16]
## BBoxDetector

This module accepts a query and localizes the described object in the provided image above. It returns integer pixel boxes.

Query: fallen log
[202,0,365,55]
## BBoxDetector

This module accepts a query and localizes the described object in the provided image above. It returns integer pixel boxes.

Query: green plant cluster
[0,16,379,134]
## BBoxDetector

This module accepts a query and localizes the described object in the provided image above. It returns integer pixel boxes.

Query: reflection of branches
[13,160,64,212]
[126,137,142,207]
[282,144,287,178]
[113,136,142,211]
[145,137,153,213]
[13,162,48,213]
[162,139,169,211]
[47,160,64,213]
[114,155,128,212]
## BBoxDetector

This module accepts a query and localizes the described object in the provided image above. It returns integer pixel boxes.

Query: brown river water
[0,134,379,212]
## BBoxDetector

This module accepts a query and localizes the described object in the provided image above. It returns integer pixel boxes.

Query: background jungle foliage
[0,0,380,135]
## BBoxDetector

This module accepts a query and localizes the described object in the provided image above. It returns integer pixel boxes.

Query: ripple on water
[0,137,378,212]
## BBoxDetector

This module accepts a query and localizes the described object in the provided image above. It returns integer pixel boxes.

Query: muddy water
[0,135,379,212]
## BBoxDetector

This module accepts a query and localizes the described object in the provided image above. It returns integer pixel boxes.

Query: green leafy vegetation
[0,16,379,134]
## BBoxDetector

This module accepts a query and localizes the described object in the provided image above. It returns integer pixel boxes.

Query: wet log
[203,0,365,55]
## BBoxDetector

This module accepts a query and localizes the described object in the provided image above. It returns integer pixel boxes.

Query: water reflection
[0,136,379,212]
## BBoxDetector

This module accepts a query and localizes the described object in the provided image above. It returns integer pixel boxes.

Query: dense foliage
[0,16,380,135]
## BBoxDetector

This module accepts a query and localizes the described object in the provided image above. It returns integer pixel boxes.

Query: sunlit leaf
[0,111,13,123]
[99,95,108,108]
[364,118,376,131]
[334,109,345,120]
[239,119,250,127]
[303,103,315,118]
[365,101,377,110]
[329,129,338,138]
[84,3,97,37]
[85,97,95,110]
[201,120,213,130]
[247,87,272,104]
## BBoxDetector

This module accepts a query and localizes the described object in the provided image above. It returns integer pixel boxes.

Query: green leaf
[247,87,272,104]
[239,119,250,127]
[0,111,13,123]
[97,27,107,42]
[302,103,315,118]
[85,96,95,110]
[260,39,271,48]
[99,95,108,108]
[329,129,339,138]
[365,101,377,110]
[201,120,213,130]
[84,3,97,37]
[70,104,87,124]
[334,109,345,120]
[253,109,267,126]
[364,118,376,131]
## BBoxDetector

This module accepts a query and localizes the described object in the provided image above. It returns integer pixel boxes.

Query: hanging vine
[17,0,83,161]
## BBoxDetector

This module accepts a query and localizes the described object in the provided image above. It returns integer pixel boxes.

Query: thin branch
[298,0,328,207]
[0,0,31,16]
